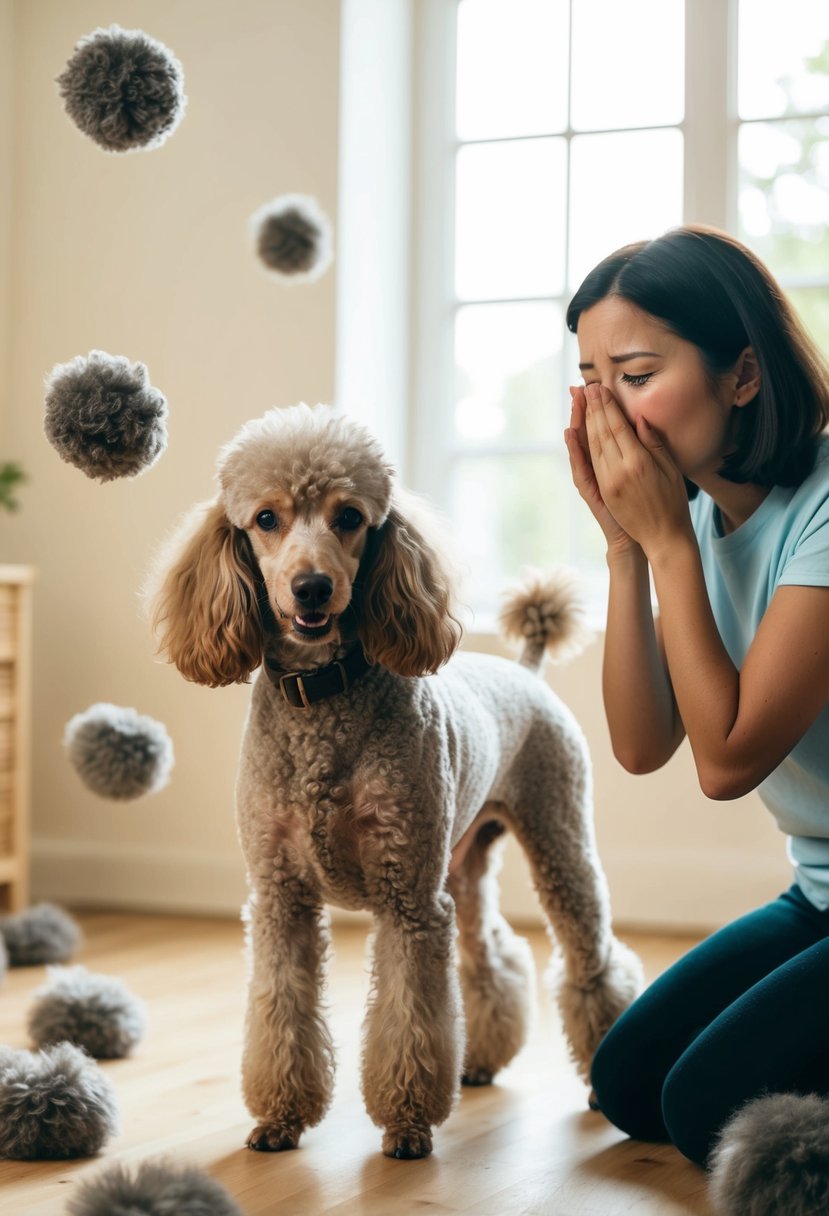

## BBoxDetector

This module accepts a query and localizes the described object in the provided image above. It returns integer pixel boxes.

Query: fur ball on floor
[56,25,186,153]
[44,350,168,482]
[28,966,147,1059]
[66,1159,244,1215]
[65,703,174,800]
[708,1092,829,1216]
[250,193,333,281]
[0,1042,119,1160]
[0,902,82,966]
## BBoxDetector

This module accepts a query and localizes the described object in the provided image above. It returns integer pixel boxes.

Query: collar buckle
[279,671,310,709]
[277,660,350,709]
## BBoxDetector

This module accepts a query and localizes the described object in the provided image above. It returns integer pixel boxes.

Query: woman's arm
[651,545,829,799]
[603,546,686,772]
[566,389,685,770]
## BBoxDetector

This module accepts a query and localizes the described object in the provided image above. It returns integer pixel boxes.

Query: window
[411,0,829,621]
[737,0,829,354]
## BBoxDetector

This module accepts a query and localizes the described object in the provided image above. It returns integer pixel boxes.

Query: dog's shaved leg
[448,822,535,1084]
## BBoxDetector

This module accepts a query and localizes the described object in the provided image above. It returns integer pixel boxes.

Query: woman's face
[577,295,735,484]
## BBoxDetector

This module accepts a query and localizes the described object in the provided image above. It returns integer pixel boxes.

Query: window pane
[451,453,571,616]
[568,129,684,289]
[570,0,684,131]
[788,287,829,359]
[455,139,567,300]
[738,118,829,278]
[739,0,829,120]
[454,302,562,445]
[456,0,569,139]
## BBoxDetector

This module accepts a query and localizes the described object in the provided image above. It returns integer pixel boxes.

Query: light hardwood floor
[0,913,713,1215]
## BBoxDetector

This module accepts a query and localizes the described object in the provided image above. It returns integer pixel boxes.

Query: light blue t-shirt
[689,435,829,909]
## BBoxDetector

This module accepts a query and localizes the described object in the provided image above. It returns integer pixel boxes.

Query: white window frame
[409,0,741,608]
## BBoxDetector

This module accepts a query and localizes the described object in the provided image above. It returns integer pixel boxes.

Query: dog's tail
[498,566,592,672]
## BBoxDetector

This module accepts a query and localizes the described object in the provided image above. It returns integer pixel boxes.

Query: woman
[563,224,829,1167]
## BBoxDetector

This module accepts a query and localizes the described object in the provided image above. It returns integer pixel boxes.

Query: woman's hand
[564,386,640,561]
[583,382,693,560]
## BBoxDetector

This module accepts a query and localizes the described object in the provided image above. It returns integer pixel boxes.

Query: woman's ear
[358,494,462,677]
[150,500,264,687]
[733,346,761,406]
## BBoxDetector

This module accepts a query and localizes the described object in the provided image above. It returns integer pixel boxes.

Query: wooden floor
[0,913,713,1215]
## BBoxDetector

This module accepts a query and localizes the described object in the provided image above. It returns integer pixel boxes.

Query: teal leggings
[590,884,829,1165]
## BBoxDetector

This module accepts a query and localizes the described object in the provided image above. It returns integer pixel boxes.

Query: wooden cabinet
[0,565,33,912]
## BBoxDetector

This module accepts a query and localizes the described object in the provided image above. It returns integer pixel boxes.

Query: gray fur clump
[250,193,333,281]
[65,703,174,800]
[57,25,186,153]
[44,350,168,482]
[66,1159,244,1215]
[28,966,147,1059]
[0,1042,118,1160]
[709,1092,829,1216]
[0,902,82,966]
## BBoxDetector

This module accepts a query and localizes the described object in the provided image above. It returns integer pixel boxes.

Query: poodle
[151,402,642,1159]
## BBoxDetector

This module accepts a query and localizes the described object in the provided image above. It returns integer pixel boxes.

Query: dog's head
[151,404,461,686]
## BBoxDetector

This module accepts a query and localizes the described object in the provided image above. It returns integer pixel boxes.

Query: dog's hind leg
[241,874,335,1152]
[505,714,643,1081]
[447,815,536,1085]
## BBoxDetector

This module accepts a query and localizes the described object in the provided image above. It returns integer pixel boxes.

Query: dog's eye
[336,507,363,531]
[255,509,278,532]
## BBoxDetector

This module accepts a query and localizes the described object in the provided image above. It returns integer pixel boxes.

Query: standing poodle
[152,403,642,1159]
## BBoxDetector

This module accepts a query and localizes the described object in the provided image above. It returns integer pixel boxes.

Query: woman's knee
[590,1013,670,1143]
[660,1058,716,1166]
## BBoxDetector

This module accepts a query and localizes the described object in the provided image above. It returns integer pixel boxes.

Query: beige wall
[0,0,340,909]
[0,0,794,931]
[1,0,14,431]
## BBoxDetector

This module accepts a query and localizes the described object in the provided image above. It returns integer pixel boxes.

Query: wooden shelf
[0,566,33,912]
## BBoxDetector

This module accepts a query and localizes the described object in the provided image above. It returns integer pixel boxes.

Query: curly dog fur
[151,402,642,1159]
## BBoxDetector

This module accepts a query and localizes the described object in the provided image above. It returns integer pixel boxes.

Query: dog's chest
[244,704,430,910]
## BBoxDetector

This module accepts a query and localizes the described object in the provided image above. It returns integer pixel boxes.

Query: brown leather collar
[264,645,372,709]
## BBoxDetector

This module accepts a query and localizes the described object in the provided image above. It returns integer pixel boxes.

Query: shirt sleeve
[779,492,829,587]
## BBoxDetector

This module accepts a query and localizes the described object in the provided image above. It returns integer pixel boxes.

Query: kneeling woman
[564,225,829,1167]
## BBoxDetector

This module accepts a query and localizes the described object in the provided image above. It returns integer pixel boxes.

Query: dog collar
[265,645,372,710]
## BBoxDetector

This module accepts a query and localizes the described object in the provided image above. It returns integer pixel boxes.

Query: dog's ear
[150,500,264,687]
[358,493,462,677]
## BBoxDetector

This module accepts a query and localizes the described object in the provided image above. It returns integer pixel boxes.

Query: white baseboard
[498,836,794,932]
[603,847,794,932]
[30,837,372,923]
[32,837,250,917]
[33,835,793,933]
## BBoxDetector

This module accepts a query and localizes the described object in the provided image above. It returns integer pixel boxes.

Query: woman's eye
[336,507,363,531]
[620,372,653,387]
[255,509,278,531]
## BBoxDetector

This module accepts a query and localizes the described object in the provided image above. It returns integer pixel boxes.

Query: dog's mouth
[290,612,335,639]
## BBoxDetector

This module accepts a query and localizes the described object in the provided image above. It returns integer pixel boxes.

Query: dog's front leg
[242,875,334,1152]
[361,890,463,1159]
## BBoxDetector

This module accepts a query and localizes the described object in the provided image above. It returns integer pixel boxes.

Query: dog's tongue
[294,613,330,629]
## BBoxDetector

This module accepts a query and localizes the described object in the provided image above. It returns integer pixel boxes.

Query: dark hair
[566,225,829,491]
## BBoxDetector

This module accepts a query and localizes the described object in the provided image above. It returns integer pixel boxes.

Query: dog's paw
[246,1122,302,1152]
[462,1066,493,1087]
[382,1128,433,1159]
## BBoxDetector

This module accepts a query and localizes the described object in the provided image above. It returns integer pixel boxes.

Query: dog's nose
[291,572,333,610]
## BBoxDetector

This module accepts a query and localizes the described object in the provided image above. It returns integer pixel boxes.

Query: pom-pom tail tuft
[498,566,592,671]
